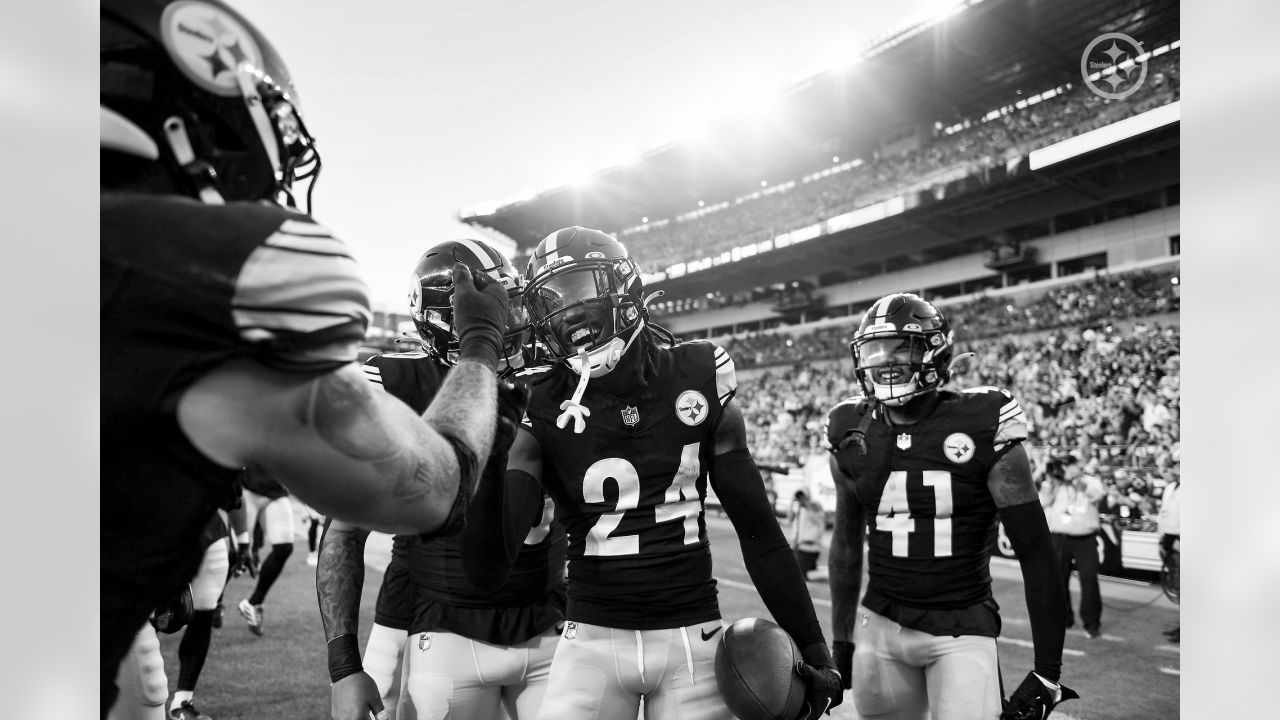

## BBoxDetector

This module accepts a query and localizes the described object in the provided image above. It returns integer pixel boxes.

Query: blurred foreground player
[101,0,510,712]
[501,227,842,720]
[320,239,563,720]
[824,292,1077,720]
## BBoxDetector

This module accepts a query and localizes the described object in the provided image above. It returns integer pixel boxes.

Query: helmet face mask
[851,293,953,407]
[523,227,647,378]
[101,0,321,212]
[409,240,529,375]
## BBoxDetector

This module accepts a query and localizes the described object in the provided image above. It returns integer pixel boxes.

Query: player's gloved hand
[231,544,258,578]
[796,642,844,719]
[329,670,387,720]
[493,379,532,458]
[833,640,854,690]
[1001,671,1079,720]
[149,585,194,634]
[452,262,509,370]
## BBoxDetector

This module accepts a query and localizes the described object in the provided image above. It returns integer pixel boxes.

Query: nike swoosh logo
[701,626,723,641]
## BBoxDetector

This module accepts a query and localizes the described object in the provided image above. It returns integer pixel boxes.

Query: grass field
[154,515,1179,720]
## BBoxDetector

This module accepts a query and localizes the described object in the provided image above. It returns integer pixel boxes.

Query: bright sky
[242,0,944,311]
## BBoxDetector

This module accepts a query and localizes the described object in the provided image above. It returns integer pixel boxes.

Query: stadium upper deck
[459,0,1179,249]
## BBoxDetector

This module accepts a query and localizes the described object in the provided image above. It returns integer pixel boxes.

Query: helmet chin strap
[163,116,224,206]
[556,320,646,433]
[556,348,594,434]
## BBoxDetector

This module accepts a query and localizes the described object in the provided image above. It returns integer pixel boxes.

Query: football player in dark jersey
[319,239,565,720]
[823,293,1077,720]
[101,1,511,712]
[497,227,842,720]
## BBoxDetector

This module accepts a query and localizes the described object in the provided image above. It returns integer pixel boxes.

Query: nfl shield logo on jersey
[896,433,912,450]
[675,390,709,426]
[944,433,976,463]
[621,405,640,426]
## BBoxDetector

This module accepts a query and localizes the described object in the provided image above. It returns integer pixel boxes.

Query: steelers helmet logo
[943,433,976,464]
[161,1,265,96]
[675,390,709,426]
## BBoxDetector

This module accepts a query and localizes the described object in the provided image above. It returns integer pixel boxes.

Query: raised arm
[178,264,506,536]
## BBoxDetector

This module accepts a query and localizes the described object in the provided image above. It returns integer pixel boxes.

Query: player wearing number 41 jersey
[492,227,842,720]
[824,292,1077,720]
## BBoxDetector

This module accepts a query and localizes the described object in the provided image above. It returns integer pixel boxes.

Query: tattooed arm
[315,518,384,720]
[316,518,370,642]
[177,357,496,536]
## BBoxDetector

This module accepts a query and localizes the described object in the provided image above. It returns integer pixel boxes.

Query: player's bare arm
[315,518,371,641]
[177,359,479,535]
[827,454,865,646]
[315,518,386,720]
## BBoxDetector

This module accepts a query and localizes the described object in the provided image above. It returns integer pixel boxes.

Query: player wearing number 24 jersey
[493,227,842,720]
[824,292,1077,720]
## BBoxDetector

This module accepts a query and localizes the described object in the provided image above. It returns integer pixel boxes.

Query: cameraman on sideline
[1040,455,1106,638]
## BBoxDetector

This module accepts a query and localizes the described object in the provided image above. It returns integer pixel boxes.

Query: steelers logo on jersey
[675,390,709,426]
[943,433,976,464]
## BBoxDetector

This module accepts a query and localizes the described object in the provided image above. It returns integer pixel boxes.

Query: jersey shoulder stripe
[995,397,1028,449]
[711,342,737,404]
[231,220,371,368]
[961,385,1027,450]
[669,339,738,405]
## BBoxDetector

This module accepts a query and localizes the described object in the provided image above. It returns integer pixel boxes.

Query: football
[714,617,806,720]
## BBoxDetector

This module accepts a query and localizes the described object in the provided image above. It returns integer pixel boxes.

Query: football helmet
[101,0,321,211]
[850,292,954,406]
[409,239,529,374]
[523,226,648,378]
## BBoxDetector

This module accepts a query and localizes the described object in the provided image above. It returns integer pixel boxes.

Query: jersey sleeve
[992,388,1029,452]
[362,354,389,390]
[965,385,1029,452]
[232,216,372,372]
[710,342,738,407]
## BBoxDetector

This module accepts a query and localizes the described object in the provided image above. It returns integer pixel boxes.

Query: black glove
[231,543,258,578]
[150,585,194,634]
[452,263,509,369]
[493,379,532,458]
[832,640,854,691]
[796,642,844,719]
[1001,671,1079,720]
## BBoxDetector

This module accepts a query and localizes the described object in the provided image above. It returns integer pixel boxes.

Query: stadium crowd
[728,269,1180,523]
[618,50,1180,273]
